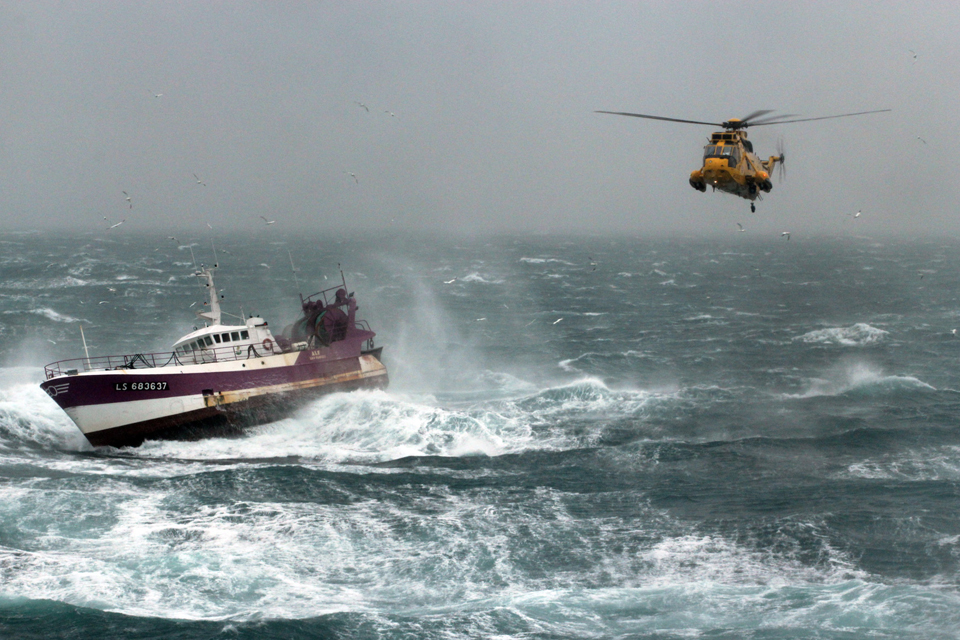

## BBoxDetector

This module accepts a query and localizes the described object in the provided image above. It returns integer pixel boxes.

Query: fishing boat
[40,266,388,447]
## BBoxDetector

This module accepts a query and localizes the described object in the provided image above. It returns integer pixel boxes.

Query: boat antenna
[79,324,91,371]
[288,249,301,295]
[339,262,346,290]
[188,244,200,274]
[211,238,219,269]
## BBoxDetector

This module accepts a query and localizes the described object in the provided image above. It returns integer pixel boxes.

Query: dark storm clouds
[0,2,957,236]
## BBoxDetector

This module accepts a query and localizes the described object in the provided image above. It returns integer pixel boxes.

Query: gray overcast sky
[1,2,957,237]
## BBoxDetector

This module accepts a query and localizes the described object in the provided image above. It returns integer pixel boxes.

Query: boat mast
[79,324,91,370]
[195,266,222,326]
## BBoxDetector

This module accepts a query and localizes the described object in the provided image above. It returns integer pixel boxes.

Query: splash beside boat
[40,266,388,447]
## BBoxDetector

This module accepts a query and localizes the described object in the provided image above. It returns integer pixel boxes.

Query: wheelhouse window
[240,330,249,340]
[221,333,231,343]
[213,334,221,343]
[231,331,240,341]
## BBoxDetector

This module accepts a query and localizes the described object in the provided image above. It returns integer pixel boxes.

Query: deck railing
[43,341,284,380]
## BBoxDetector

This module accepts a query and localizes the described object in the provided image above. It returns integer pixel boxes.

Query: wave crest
[796,323,889,346]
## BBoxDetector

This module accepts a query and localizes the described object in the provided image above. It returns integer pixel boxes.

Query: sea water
[1,232,959,639]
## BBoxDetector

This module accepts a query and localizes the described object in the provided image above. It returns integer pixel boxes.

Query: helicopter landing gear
[750,202,756,213]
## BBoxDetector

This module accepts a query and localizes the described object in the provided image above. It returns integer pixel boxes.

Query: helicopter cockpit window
[703,145,739,166]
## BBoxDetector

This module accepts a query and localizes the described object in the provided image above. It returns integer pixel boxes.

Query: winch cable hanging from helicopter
[595,108,891,212]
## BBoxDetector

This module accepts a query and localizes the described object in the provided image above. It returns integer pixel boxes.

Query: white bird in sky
[107,219,126,230]
[553,318,564,325]
[780,231,791,241]
[193,173,206,186]
[122,191,132,208]
[853,209,862,218]
[259,216,276,225]
[443,277,458,284]
[344,171,359,184]
[260,263,270,269]
[736,223,746,232]
[354,101,369,112]
[384,110,396,117]
[909,49,918,63]
[150,90,163,98]
[917,136,927,144]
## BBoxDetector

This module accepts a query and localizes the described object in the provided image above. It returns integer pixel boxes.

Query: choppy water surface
[2,232,960,639]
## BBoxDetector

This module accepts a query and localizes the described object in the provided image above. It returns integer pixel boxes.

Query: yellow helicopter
[596,109,890,212]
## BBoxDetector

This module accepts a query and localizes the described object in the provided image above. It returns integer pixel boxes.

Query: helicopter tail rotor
[776,137,786,182]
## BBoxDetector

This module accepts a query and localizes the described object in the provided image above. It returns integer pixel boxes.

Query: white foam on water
[127,389,533,465]
[0,369,89,452]
[519,257,574,265]
[842,445,960,481]
[788,361,935,399]
[458,272,503,284]
[796,323,889,346]
[6,474,954,636]
[3,308,84,323]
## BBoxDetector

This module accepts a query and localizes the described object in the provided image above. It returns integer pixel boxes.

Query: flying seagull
[588,257,597,271]
[553,318,564,325]
[736,223,746,232]
[107,219,126,230]
[260,263,270,269]
[344,171,359,184]
[917,136,927,144]
[150,90,163,98]
[443,277,458,284]
[259,216,276,225]
[354,101,369,112]
[384,110,396,117]
[122,191,132,208]
[909,49,918,63]
[193,173,206,186]
[780,231,791,241]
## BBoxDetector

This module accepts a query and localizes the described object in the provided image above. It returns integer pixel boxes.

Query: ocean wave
[519,257,574,265]
[788,362,935,399]
[1,276,91,290]
[2,308,84,323]
[796,323,889,346]
[458,272,502,284]
[841,446,960,482]
[0,375,89,451]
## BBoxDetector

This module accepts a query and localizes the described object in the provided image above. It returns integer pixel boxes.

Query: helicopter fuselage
[688,130,781,202]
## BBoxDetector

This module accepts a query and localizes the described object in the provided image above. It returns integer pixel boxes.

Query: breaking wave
[796,323,889,346]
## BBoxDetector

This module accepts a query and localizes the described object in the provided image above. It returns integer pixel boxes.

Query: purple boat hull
[41,343,388,448]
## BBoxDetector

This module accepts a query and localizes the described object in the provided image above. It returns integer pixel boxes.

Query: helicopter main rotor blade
[747,113,798,125]
[748,109,891,127]
[739,110,776,124]
[595,111,721,127]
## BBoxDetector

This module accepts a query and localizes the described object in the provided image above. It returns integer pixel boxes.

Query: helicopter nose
[702,158,730,184]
